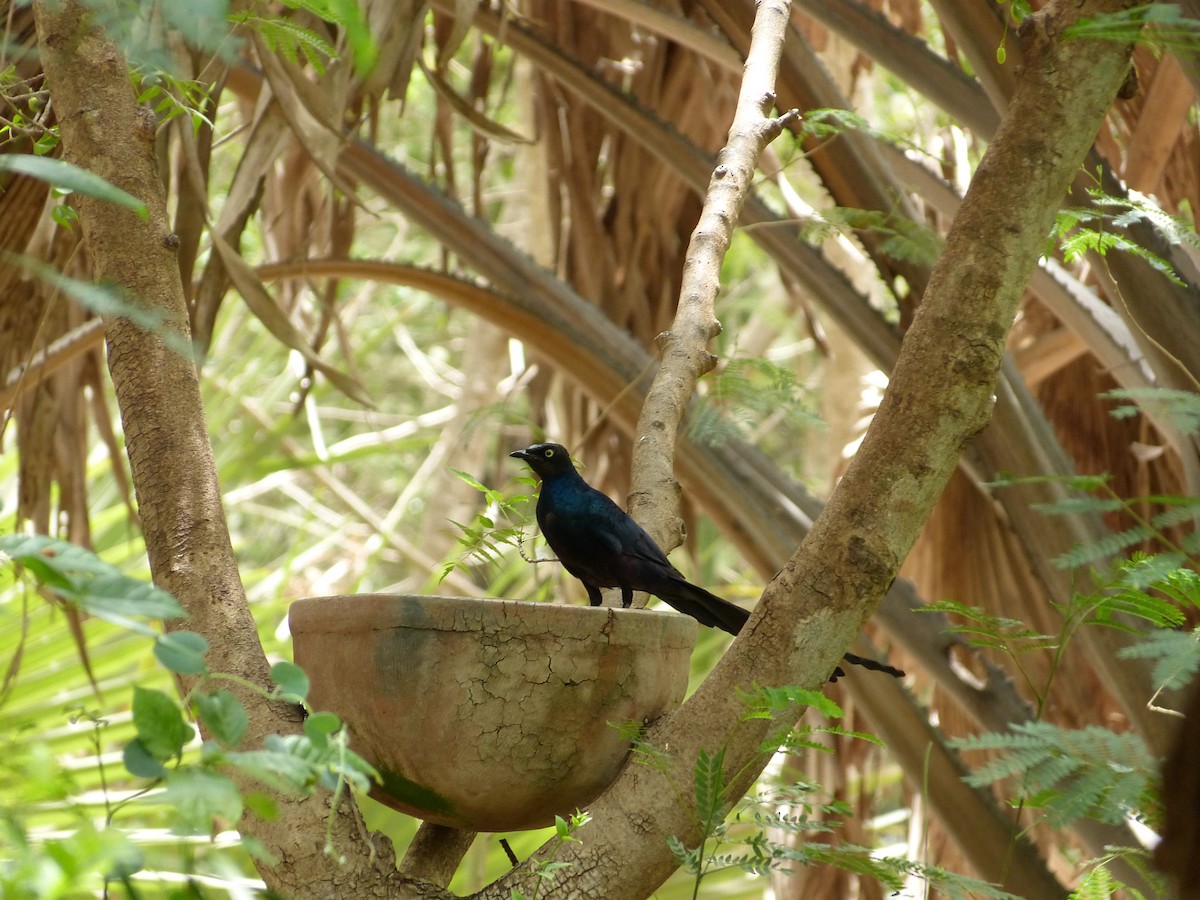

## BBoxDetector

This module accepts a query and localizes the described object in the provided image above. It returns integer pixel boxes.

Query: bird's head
[510,442,576,479]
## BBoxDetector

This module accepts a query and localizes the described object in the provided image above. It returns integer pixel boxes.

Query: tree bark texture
[31,2,419,896]
[477,1,1139,897]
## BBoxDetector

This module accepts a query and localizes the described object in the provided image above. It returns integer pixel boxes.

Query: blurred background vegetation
[2,0,1199,896]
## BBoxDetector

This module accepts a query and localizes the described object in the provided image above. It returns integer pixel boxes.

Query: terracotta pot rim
[289,593,699,647]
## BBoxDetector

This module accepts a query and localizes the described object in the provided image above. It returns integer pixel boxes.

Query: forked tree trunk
[478,1,1139,897]
[32,0,1142,896]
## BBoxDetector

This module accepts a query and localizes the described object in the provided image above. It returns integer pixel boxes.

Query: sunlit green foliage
[0,538,377,896]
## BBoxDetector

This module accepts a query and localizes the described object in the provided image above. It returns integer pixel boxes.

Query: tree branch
[31,2,422,896]
[628,0,796,549]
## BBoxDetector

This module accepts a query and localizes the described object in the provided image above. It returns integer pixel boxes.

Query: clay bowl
[289,594,696,832]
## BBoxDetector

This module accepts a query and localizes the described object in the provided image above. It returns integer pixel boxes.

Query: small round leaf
[269,661,310,702]
[154,630,210,675]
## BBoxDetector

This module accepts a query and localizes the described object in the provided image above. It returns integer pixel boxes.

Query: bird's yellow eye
[544,448,554,458]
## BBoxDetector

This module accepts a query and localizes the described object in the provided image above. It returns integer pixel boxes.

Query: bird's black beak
[510,448,531,461]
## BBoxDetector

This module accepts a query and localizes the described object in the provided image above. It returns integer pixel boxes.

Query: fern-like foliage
[920,598,1061,655]
[614,720,675,782]
[1068,847,1163,900]
[1105,386,1200,435]
[687,357,820,449]
[739,683,884,755]
[1095,553,1197,623]
[1054,212,1185,285]
[1054,523,1160,569]
[929,550,1199,708]
[275,0,377,75]
[1118,626,1200,695]
[1047,180,1200,286]
[228,0,377,77]
[666,748,732,891]
[1094,190,1200,249]
[801,205,942,268]
[672,777,1020,897]
[950,721,1159,829]
[437,469,533,583]
[740,683,843,721]
[794,107,933,165]
[993,470,1198,572]
[918,597,1070,705]
[1119,552,1200,596]
[1070,863,1123,900]
[683,399,740,449]
[135,75,216,135]
[90,0,241,73]
[1065,3,1200,55]
[666,687,1014,896]
[231,13,337,74]
[693,747,729,841]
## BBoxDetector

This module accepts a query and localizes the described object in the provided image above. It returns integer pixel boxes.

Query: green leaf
[80,575,186,622]
[693,747,727,828]
[154,630,210,674]
[5,257,196,357]
[0,535,185,632]
[132,686,193,761]
[666,833,699,872]
[34,132,59,155]
[1065,4,1200,54]
[450,468,490,493]
[51,203,77,229]
[0,154,148,217]
[950,721,1156,828]
[742,683,844,720]
[226,747,318,793]
[302,710,341,750]
[1118,628,1200,693]
[1031,496,1125,516]
[123,738,167,779]
[270,661,310,702]
[324,0,378,76]
[163,767,244,833]
[196,690,249,748]
[242,792,279,821]
[233,13,336,73]
[1104,387,1200,435]
[1054,524,1157,569]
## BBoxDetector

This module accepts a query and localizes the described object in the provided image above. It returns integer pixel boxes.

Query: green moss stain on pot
[375,767,455,818]
[374,629,432,693]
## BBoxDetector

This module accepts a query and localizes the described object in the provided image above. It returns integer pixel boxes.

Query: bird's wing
[621,523,677,569]
[537,484,626,585]
[582,498,692,590]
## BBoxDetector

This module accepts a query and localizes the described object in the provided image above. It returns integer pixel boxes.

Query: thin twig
[515,528,558,565]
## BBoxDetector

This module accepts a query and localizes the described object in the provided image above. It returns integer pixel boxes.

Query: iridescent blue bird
[511,442,902,682]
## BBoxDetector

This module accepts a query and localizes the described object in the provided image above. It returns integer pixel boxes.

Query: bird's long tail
[831,652,904,682]
[656,578,904,681]
[654,577,751,635]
